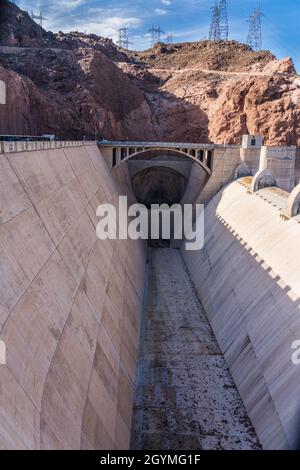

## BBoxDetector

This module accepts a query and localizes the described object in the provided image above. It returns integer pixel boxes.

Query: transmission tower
[219,0,229,41]
[148,25,165,47]
[209,0,229,41]
[209,1,221,41]
[247,3,263,51]
[116,28,132,49]
[31,10,47,28]
[166,33,174,44]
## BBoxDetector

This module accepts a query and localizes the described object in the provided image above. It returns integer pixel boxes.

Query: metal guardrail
[97,140,240,150]
[0,140,96,154]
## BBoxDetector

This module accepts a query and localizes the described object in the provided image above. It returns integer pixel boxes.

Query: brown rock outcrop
[262,57,296,75]
[1,0,300,145]
[208,75,299,146]
[124,42,299,145]
[0,43,154,139]
[0,65,75,136]
[0,0,57,47]
[130,40,275,72]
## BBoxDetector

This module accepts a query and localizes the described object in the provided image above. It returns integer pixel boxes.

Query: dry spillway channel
[131,248,261,450]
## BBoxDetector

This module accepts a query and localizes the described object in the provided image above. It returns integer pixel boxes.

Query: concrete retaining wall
[182,178,300,450]
[259,146,297,192]
[0,143,146,449]
[198,146,241,205]
[0,140,95,154]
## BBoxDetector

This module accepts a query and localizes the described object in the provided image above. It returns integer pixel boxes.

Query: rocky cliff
[1,0,300,145]
[0,0,57,47]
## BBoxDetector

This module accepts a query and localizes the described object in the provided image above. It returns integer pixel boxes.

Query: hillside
[0,0,300,145]
[129,41,275,72]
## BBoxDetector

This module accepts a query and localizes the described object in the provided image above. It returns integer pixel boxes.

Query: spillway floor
[130,248,261,450]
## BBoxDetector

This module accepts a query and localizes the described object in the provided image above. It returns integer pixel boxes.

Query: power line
[116,28,133,49]
[148,25,165,47]
[31,10,47,28]
[247,3,263,51]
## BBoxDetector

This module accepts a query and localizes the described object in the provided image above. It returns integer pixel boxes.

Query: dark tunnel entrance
[132,166,188,248]
[131,166,188,208]
[122,149,211,248]
[131,166,188,248]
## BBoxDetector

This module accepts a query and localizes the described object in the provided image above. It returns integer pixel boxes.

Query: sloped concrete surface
[182,178,300,449]
[0,144,146,449]
[131,248,260,450]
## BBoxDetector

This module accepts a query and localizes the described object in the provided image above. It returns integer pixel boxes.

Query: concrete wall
[294,148,300,186]
[198,146,241,205]
[181,162,210,206]
[240,147,261,174]
[259,146,297,192]
[0,143,146,449]
[128,160,192,179]
[182,178,300,450]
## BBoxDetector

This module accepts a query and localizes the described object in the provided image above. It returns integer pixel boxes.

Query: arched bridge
[98,141,215,207]
[98,139,299,209]
[98,141,214,173]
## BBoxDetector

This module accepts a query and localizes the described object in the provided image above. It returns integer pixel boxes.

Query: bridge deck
[98,141,239,149]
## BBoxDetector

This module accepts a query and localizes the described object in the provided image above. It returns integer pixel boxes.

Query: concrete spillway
[0,143,146,449]
[1,142,300,450]
[182,178,300,450]
[131,248,260,450]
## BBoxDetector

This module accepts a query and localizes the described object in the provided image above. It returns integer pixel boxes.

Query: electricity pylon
[148,25,165,47]
[116,28,133,49]
[209,1,221,41]
[219,0,229,41]
[31,10,47,28]
[209,0,228,41]
[166,33,174,44]
[247,3,263,50]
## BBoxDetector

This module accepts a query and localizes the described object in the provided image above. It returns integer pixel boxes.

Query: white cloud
[81,17,142,40]
[155,8,167,16]
[161,0,172,4]
[32,5,140,38]
[18,0,88,13]
[57,0,88,9]
[47,15,141,40]
[16,0,144,45]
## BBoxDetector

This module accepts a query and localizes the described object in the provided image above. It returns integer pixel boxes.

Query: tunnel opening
[131,166,188,208]
[131,166,188,248]
[115,148,211,249]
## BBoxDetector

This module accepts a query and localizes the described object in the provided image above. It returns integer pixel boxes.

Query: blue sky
[16,0,300,70]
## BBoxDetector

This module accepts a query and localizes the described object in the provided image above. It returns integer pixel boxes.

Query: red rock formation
[125,45,300,145]
[0,0,57,47]
[1,0,300,145]
[0,65,75,136]
[208,67,299,146]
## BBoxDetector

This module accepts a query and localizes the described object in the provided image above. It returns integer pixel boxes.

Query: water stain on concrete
[130,248,261,450]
